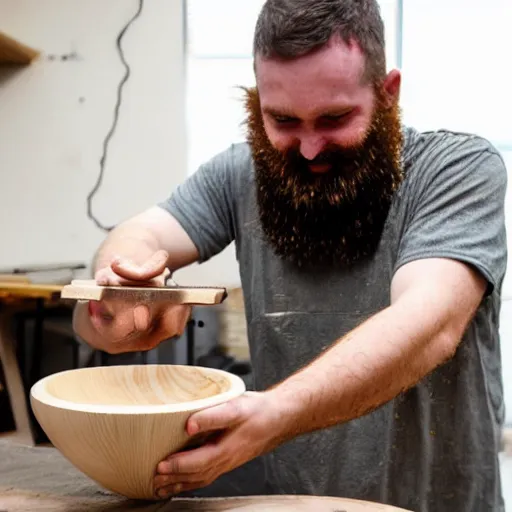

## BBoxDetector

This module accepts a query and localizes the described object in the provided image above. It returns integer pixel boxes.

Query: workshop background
[0,0,511,506]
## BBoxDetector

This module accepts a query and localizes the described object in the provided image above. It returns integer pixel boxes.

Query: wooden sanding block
[60,279,228,305]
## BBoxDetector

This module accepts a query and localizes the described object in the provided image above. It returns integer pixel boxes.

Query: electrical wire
[86,0,144,232]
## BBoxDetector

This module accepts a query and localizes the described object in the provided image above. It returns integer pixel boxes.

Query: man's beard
[242,86,404,269]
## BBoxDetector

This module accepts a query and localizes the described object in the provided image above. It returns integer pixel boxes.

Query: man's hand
[73,250,192,354]
[94,249,171,287]
[153,392,283,499]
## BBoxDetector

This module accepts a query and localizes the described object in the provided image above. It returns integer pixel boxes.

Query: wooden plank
[61,279,228,305]
[0,31,40,65]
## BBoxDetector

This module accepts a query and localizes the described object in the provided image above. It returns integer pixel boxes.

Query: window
[397,0,512,296]
[185,0,401,176]
[400,0,511,147]
[185,0,265,175]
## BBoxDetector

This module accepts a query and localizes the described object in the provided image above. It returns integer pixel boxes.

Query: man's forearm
[267,288,463,443]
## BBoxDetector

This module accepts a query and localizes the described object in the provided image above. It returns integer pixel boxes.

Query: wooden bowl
[30,364,246,500]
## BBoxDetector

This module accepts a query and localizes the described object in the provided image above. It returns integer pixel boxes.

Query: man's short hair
[253,0,387,83]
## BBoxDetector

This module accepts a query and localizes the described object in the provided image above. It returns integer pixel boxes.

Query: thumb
[111,250,169,281]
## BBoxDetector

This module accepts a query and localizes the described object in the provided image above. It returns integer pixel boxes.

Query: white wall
[1,0,184,266]
[0,0,241,287]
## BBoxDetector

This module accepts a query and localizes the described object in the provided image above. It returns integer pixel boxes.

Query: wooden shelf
[0,31,40,65]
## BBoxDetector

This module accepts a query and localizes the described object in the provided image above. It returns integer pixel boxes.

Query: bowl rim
[30,364,247,415]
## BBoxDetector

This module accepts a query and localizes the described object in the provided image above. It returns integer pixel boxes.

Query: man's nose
[299,136,326,161]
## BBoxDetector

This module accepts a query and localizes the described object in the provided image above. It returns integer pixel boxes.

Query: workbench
[0,280,68,446]
[0,440,412,511]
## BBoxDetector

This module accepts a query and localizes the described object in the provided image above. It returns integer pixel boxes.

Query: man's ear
[381,69,401,108]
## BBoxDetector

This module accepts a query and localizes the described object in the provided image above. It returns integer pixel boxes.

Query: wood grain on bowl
[43,365,231,406]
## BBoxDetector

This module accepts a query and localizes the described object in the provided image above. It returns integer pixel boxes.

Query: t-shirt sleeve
[158,144,244,263]
[394,135,508,295]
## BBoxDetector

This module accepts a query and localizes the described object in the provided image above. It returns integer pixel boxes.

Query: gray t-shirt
[159,126,508,512]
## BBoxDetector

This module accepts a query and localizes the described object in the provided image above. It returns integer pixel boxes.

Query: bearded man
[74,1,508,511]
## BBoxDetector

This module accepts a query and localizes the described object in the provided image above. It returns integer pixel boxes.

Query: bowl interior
[43,365,232,406]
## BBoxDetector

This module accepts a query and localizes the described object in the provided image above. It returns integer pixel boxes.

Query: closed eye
[265,108,353,126]
[317,111,354,129]
[321,111,352,122]
[273,115,299,124]
[323,114,344,121]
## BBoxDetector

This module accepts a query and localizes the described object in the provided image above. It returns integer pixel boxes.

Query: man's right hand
[73,250,192,354]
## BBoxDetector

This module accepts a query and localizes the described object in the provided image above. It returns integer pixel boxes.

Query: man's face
[256,36,381,170]
[245,35,404,269]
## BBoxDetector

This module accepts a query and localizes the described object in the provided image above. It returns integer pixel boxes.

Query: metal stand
[186,318,204,366]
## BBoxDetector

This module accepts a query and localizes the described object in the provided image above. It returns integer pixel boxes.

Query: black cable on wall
[86,0,144,232]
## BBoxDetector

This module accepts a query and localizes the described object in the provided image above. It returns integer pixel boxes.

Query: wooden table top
[0,281,64,302]
[0,441,412,512]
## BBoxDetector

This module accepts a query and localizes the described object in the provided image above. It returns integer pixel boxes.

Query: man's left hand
[153,391,284,499]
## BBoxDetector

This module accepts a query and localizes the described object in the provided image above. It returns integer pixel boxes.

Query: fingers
[94,266,123,286]
[87,299,113,322]
[150,394,271,501]
[110,250,169,282]
[157,435,227,475]
[154,440,227,498]
[121,304,191,353]
[154,402,247,497]
[185,399,245,436]
[94,266,156,287]
[159,304,191,338]
[76,301,192,355]
[133,304,151,332]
